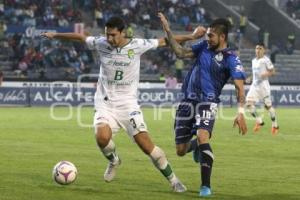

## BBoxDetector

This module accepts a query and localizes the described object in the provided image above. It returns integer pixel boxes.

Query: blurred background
[0,0,299,85]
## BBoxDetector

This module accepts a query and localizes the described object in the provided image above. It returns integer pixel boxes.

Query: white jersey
[246,55,274,105]
[251,55,274,87]
[85,36,159,107]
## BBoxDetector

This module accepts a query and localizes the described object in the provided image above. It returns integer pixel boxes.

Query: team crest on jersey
[128,49,135,59]
[215,52,223,62]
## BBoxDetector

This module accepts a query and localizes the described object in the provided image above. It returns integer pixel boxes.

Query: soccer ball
[53,161,77,185]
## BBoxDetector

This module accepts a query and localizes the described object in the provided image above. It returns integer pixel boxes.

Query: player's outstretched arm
[41,32,87,43]
[158,12,195,58]
[233,79,248,135]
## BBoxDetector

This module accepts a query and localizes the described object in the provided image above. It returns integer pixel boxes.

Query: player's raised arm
[41,32,87,43]
[233,79,248,135]
[158,12,195,58]
[158,25,206,47]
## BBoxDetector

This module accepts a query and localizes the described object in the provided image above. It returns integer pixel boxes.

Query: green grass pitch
[0,107,300,200]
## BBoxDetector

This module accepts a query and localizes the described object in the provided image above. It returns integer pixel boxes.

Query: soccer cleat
[103,158,121,182]
[253,122,264,133]
[199,186,212,197]
[171,179,187,193]
[271,126,279,135]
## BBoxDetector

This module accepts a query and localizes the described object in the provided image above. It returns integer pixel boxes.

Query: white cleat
[103,158,121,182]
[171,179,187,193]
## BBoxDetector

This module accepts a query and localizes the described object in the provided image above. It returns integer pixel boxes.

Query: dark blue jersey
[182,40,246,103]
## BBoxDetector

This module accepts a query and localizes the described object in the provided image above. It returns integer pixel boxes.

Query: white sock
[149,146,176,182]
[248,105,263,124]
[101,140,119,164]
[269,107,278,127]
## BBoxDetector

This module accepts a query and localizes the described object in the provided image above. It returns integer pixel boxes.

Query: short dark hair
[209,18,231,40]
[256,42,265,48]
[0,71,3,77]
[105,16,126,32]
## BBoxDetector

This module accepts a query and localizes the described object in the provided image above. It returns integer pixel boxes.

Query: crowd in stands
[1,0,298,83]
[86,0,209,31]
[0,0,211,82]
[1,0,82,28]
[285,0,300,24]
[0,33,93,79]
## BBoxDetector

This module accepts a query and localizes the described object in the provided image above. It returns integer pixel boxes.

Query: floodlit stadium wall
[1,82,300,107]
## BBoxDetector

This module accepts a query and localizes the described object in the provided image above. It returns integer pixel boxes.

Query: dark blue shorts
[174,100,217,144]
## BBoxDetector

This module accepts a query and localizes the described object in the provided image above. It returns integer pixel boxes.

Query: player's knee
[197,130,210,144]
[134,131,154,155]
[175,145,187,157]
[176,149,186,157]
[95,123,112,147]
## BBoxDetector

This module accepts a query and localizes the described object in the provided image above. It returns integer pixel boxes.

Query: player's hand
[233,113,247,135]
[245,77,252,84]
[192,26,207,40]
[41,32,56,39]
[158,12,170,32]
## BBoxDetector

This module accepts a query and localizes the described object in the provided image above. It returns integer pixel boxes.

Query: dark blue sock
[199,143,214,188]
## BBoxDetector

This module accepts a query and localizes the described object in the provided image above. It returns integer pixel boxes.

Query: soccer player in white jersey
[246,43,279,135]
[42,16,206,192]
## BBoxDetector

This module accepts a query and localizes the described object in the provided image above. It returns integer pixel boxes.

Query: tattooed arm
[158,12,205,58]
[158,26,206,47]
[234,79,246,108]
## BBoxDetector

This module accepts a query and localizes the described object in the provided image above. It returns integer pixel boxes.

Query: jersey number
[130,118,137,128]
[114,70,124,80]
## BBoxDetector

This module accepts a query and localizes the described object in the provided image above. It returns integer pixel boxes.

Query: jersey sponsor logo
[215,52,223,62]
[127,49,135,59]
[107,60,131,67]
[106,80,134,85]
[130,111,141,116]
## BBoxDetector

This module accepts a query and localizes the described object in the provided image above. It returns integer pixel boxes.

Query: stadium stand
[0,0,299,85]
[280,0,300,24]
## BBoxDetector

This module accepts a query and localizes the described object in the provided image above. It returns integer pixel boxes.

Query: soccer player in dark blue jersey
[159,13,248,197]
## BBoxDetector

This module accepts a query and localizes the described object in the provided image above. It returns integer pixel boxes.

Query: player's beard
[208,42,219,51]
[208,38,220,51]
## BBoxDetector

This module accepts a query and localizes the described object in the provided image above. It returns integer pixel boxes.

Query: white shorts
[93,104,148,138]
[246,84,272,107]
